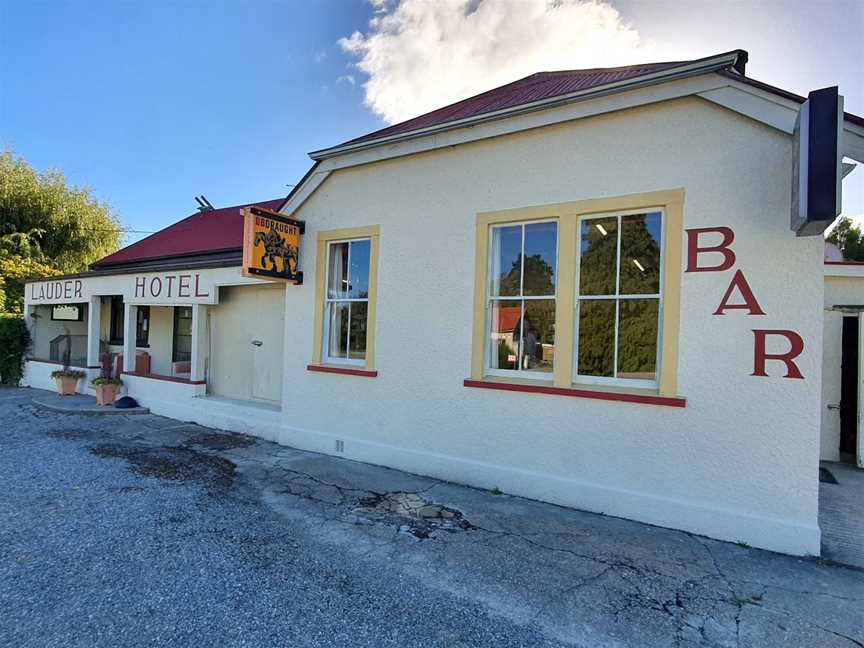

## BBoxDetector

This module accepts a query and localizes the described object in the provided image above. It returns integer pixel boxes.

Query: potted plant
[92,376,123,406]
[50,368,86,396]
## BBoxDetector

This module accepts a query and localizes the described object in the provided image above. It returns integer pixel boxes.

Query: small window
[172,306,193,362]
[109,296,124,345]
[487,220,557,376]
[51,304,82,321]
[323,239,370,364]
[575,210,663,386]
[136,306,150,347]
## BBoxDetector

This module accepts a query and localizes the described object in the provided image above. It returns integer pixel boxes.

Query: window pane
[490,225,522,297]
[175,308,193,336]
[327,302,349,359]
[523,222,557,296]
[577,300,615,377]
[617,299,659,381]
[579,217,618,296]
[348,240,371,299]
[349,301,368,360]
[522,299,555,373]
[620,212,662,295]
[489,300,522,370]
[327,242,349,300]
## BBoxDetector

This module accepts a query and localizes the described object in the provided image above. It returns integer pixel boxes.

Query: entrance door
[840,316,858,460]
[250,286,284,402]
[209,284,284,404]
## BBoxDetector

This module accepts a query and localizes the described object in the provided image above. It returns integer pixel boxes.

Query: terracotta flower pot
[56,376,79,396]
[95,383,121,406]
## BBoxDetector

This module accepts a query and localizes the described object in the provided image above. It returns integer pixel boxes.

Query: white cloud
[315,50,328,63]
[339,0,674,124]
[336,74,356,87]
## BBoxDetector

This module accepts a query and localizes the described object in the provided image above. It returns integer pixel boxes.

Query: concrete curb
[32,397,150,416]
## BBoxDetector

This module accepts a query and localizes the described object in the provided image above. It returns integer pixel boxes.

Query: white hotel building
[23,50,864,556]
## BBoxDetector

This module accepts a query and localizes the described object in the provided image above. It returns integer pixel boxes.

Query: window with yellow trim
[312,226,380,372]
[472,190,683,396]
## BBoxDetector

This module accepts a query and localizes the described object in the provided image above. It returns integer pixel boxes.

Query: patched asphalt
[1,387,862,647]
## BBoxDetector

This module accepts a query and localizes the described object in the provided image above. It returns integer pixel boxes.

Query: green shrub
[0,313,30,385]
[91,376,122,386]
[51,369,85,379]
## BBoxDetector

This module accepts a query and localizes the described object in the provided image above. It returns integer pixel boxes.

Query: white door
[251,286,285,402]
[209,284,284,404]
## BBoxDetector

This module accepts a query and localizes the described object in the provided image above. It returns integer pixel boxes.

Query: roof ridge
[533,60,683,77]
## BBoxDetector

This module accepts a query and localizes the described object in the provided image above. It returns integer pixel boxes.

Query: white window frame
[485,218,559,381]
[573,208,665,388]
[322,237,371,366]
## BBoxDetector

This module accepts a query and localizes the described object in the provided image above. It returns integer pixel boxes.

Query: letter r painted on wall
[685,227,736,272]
[752,330,805,379]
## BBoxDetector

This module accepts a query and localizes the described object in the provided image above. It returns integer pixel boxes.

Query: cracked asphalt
[1,388,862,648]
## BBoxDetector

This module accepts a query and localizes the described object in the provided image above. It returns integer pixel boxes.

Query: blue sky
[2,0,862,246]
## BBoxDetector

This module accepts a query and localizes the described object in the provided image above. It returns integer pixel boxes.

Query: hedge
[0,313,30,385]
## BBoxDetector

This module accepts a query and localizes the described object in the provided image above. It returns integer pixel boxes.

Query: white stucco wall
[18,95,826,556]
[820,274,864,461]
[278,97,823,555]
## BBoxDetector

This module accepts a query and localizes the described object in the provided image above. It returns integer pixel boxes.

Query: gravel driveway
[1,387,862,648]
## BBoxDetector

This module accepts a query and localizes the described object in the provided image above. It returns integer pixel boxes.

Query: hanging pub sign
[242,206,305,284]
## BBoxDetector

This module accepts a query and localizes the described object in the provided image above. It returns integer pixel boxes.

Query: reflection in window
[488,221,557,375]
[173,307,193,363]
[576,211,662,384]
[324,239,370,363]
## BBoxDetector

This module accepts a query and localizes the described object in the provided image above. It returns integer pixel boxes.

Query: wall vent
[335,439,344,453]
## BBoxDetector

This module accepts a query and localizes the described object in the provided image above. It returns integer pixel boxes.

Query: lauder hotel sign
[242,206,305,284]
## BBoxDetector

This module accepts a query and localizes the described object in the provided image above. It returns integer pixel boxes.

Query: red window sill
[463,379,686,408]
[121,371,206,385]
[307,364,378,378]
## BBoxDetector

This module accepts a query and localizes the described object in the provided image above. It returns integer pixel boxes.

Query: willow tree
[0,149,122,273]
[0,149,122,311]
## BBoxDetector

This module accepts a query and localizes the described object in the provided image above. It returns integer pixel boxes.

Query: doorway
[840,316,859,462]
[208,284,285,405]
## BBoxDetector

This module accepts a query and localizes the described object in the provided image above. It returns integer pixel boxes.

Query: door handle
[251,340,263,347]
[827,403,841,410]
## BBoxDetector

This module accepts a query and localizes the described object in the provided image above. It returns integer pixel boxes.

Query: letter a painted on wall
[713,270,765,315]
[242,206,305,284]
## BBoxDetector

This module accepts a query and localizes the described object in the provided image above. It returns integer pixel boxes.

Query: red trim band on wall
[463,379,686,408]
[121,371,206,385]
[307,364,378,378]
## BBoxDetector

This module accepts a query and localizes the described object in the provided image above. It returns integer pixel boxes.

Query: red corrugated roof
[493,306,522,334]
[93,198,285,268]
[339,60,684,148]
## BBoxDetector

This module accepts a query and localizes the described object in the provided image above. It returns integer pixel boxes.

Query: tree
[0,256,61,313]
[0,148,122,274]
[826,217,864,261]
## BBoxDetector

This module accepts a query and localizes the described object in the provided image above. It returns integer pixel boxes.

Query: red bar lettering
[686,227,736,272]
[752,330,804,379]
[713,270,765,315]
